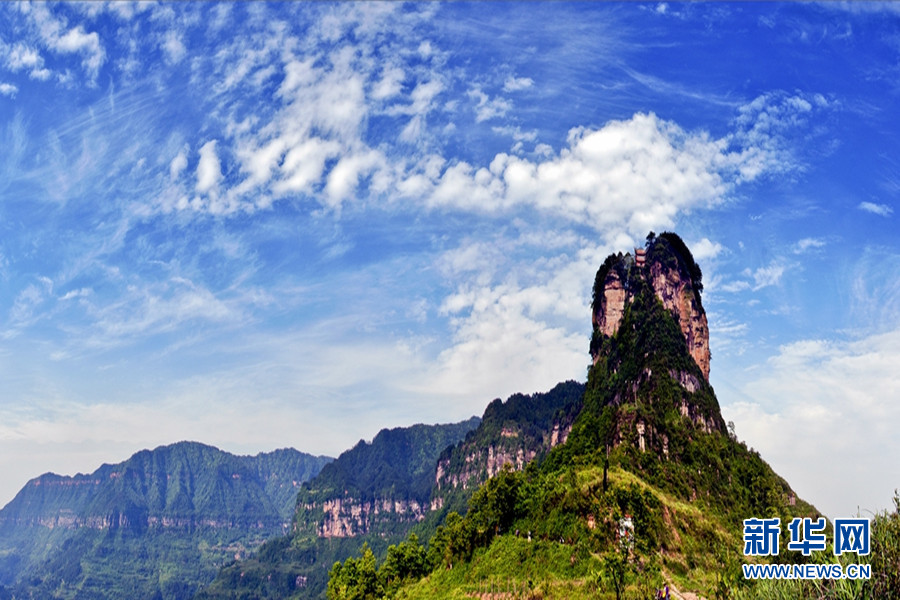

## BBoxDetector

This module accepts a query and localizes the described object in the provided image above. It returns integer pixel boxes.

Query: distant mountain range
[0,442,331,599]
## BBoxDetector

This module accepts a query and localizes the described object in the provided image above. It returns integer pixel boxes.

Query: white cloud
[749,261,786,290]
[4,43,42,70]
[0,83,17,97]
[725,329,900,518]
[161,30,186,65]
[690,237,724,261]
[730,92,831,181]
[0,41,51,81]
[196,140,222,193]
[858,201,893,217]
[272,137,341,195]
[468,87,512,122]
[324,149,384,207]
[169,148,188,180]
[410,113,746,242]
[794,237,826,253]
[372,65,405,100]
[15,4,107,81]
[51,26,105,79]
[717,280,751,293]
[60,288,92,301]
[423,238,609,402]
[503,75,534,92]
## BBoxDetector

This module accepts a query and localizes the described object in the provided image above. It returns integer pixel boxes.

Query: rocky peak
[591,232,710,380]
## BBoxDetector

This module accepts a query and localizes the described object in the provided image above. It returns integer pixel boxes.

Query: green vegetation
[297,418,481,510]
[198,418,481,600]
[0,442,331,600]
[652,231,703,294]
[327,535,428,600]
[432,381,584,517]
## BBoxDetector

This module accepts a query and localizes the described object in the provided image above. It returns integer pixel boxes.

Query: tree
[380,534,428,594]
[599,545,632,600]
[326,544,382,600]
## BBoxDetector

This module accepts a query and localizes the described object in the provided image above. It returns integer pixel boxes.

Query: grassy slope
[396,463,764,600]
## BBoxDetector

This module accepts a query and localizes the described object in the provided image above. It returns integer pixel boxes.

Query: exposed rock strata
[591,240,710,380]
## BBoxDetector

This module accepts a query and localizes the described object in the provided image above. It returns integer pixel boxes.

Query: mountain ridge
[0,440,332,599]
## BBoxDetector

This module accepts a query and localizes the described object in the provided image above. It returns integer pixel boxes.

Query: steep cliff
[293,418,480,539]
[430,381,584,514]
[591,232,710,380]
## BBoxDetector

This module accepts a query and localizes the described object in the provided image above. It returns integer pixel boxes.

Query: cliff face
[647,259,710,380]
[591,234,710,380]
[309,496,427,538]
[0,442,332,598]
[292,418,480,539]
[586,233,725,454]
[429,381,584,514]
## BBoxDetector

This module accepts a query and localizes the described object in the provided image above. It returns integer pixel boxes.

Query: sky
[0,2,899,521]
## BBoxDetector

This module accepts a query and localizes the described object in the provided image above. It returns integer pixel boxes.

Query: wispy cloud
[793,237,826,254]
[858,201,893,217]
[748,262,787,290]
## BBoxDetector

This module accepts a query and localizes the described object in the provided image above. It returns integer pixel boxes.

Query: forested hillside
[0,442,331,600]
[197,418,480,599]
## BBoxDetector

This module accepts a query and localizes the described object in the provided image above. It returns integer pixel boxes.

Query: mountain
[294,417,482,538]
[431,380,585,516]
[196,418,480,599]
[330,232,825,599]
[0,441,331,600]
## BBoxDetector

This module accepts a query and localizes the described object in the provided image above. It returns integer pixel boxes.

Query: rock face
[587,233,726,454]
[591,234,710,380]
[648,259,710,380]
[310,497,427,538]
[429,381,584,514]
[292,418,480,540]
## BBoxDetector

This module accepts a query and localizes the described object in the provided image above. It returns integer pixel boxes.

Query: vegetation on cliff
[0,442,331,600]
[197,419,480,600]
[432,381,584,517]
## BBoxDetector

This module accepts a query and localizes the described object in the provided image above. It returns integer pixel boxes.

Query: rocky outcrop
[432,418,572,495]
[591,235,710,380]
[429,381,585,512]
[587,233,726,457]
[307,496,427,538]
[593,267,628,338]
[648,259,710,380]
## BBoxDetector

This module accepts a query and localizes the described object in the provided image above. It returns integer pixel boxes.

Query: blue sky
[1,2,899,520]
